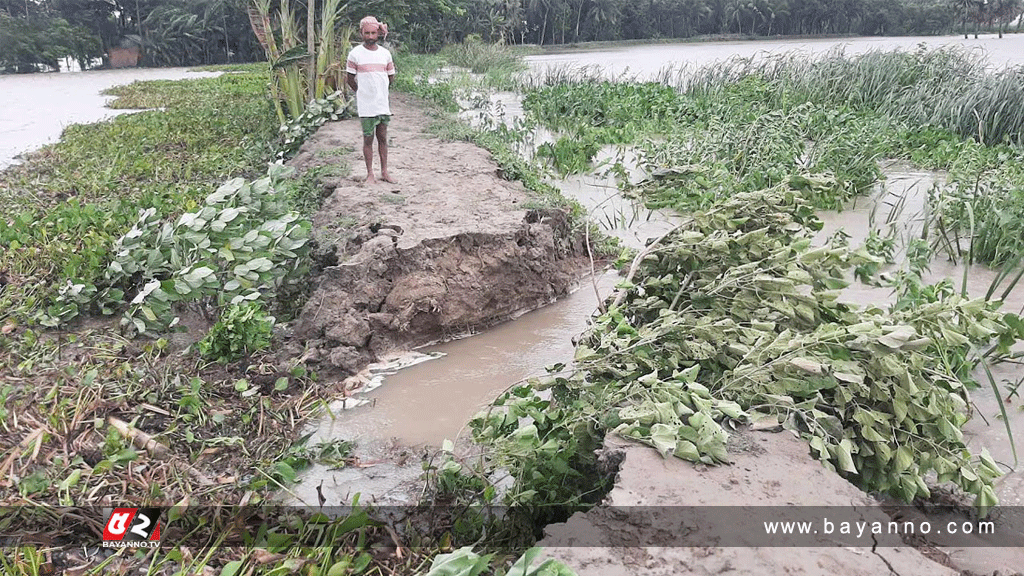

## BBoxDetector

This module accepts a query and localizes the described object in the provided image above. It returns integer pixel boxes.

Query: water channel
[294,34,1024,498]
[292,38,1024,572]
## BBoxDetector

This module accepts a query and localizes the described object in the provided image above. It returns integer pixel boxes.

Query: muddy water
[526,34,1024,80]
[292,40,1023,562]
[0,67,221,169]
[288,272,620,506]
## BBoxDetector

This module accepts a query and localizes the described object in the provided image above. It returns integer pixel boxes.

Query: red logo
[102,508,161,548]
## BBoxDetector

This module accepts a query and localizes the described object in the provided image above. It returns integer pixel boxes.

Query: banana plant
[248,0,352,123]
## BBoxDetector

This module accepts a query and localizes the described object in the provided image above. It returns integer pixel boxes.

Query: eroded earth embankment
[285,93,591,376]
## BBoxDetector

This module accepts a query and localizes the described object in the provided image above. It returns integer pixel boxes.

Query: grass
[0,70,278,325]
[439,38,529,76]
[522,46,1024,267]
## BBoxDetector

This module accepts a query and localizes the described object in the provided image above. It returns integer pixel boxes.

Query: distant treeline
[2,0,1022,72]
[455,0,1023,46]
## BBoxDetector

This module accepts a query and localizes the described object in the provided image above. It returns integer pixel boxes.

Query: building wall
[109,47,140,68]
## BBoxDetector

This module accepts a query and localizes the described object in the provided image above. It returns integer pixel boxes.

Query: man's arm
[346,72,357,93]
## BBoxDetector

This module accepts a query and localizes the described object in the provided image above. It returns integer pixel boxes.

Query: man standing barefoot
[346,16,396,183]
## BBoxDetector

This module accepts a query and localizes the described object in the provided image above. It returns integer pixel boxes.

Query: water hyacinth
[475,188,1022,516]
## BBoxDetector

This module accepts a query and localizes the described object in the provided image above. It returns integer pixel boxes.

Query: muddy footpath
[283,94,1022,576]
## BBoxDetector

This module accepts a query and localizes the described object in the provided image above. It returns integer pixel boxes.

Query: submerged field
[458,44,1024,550]
[2,41,1024,575]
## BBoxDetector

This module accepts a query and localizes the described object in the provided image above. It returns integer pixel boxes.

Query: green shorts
[360,115,390,136]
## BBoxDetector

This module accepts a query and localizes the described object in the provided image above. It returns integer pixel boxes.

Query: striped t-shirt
[346,44,395,117]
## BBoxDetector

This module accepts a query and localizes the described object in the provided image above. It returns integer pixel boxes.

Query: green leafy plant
[420,547,577,576]
[40,164,311,334]
[475,188,1022,518]
[276,91,352,160]
[535,135,600,175]
[198,302,274,363]
[0,70,278,327]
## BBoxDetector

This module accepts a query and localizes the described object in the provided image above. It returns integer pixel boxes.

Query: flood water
[0,67,220,170]
[322,34,1024,455]
[527,34,1024,80]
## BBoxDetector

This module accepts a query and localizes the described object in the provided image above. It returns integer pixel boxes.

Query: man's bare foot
[381,172,396,183]
[365,174,376,183]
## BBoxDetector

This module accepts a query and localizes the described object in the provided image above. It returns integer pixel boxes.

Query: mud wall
[293,209,591,376]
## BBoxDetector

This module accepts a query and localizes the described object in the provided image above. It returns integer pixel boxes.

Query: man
[346,16,395,183]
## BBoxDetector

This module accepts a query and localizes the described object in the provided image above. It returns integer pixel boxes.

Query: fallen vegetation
[445,45,1024,532]
[4,40,1024,575]
[471,189,1020,519]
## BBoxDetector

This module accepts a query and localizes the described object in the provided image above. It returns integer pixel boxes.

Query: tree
[1,5,103,72]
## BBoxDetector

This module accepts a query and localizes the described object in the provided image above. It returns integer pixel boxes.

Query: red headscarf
[359,16,388,40]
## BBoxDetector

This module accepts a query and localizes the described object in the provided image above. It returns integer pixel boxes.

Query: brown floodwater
[292,138,1023,573]
[526,34,1024,81]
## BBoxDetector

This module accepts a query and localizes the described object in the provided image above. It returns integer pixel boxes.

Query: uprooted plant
[469,187,1022,520]
[39,165,312,335]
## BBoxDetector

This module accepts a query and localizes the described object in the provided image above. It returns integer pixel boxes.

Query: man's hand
[346,72,358,93]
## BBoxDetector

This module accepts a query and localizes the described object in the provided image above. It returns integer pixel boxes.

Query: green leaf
[677,364,700,383]
[832,439,857,474]
[894,446,913,473]
[421,547,492,576]
[673,440,701,462]
[649,423,677,458]
[274,461,296,484]
[58,469,83,491]
[272,45,311,69]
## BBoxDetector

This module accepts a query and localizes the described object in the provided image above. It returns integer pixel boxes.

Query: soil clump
[285,93,591,377]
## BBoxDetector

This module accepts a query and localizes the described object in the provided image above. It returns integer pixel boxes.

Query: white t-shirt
[346,44,395,117]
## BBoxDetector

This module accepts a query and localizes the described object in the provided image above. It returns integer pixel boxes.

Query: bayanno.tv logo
[102,508,162,548]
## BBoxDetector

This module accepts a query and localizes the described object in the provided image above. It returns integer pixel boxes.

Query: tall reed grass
[527,47,1024,267]
[676,46,1024,147]
[440,38,527,76]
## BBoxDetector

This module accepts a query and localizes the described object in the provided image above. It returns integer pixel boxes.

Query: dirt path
[538,432,969,575]
[285,93,591,377]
